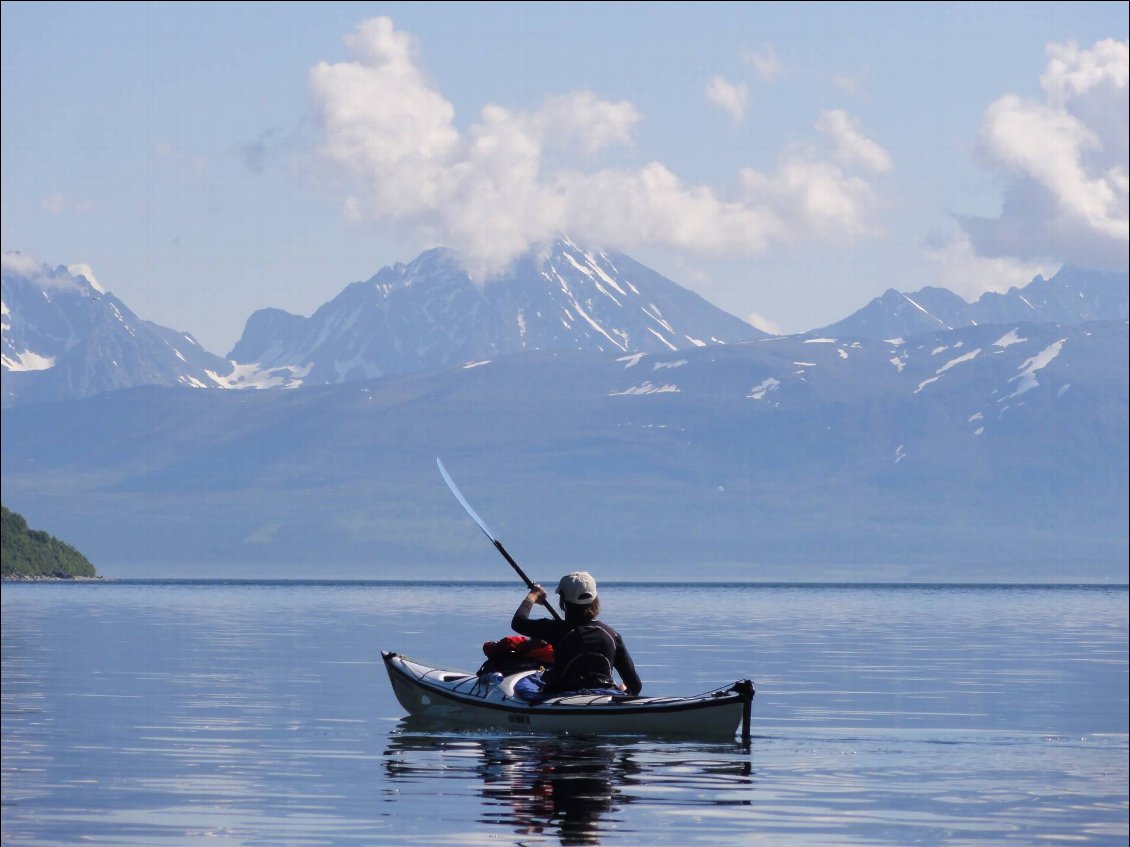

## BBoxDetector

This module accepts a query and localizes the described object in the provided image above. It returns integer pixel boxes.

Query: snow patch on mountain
[1003,339,1067,400]
[588,256,629,297]
[207,362,311,390]
[2,349,56,372]
[915,377,939,394]
[618,353,646,369]
[748,377,781,400]
[645,327,678,351]
[993,329,1027,348]
[937,348,981,374]
[609,381,680,396]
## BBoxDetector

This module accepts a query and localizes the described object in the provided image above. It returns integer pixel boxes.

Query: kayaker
[512,571,643,696]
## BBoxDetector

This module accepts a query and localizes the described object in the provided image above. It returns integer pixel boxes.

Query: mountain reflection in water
[384,722,753,845]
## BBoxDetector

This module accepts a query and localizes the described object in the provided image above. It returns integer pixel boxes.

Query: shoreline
[2,577,1126,588]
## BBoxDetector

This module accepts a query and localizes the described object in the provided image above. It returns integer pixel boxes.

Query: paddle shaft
[492,540,562,621]
[437,458,562,621]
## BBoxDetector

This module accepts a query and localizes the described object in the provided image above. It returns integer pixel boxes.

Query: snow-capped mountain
[1,255,234,408]
[4,239,765,406]
[226,238,766,387]
[817,265,1129,340]
[5,242,1126,414]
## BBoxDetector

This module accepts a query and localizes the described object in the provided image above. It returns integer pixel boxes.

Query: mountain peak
[225,240,764,387]
[2,253,105,300]
[817,265,1128,340]
[2,254,232,407]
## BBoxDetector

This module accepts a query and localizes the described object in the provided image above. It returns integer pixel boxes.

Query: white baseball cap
[556,571,598,605]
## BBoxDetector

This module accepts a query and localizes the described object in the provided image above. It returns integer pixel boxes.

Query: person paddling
[512,571,642,696]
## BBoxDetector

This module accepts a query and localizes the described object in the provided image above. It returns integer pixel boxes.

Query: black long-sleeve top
[512,598,643,696]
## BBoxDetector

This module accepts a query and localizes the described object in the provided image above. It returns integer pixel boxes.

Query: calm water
[1,581,1126,846]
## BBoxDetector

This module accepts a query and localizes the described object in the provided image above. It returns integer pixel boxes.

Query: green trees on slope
[1,505,97,578]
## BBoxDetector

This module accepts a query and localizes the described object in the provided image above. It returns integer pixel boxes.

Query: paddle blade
[436,457,496,541]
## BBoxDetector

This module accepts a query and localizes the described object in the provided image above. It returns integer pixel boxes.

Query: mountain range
[1,258,231,407]
[817,265,1129,340]
[5,240,1125,408]
[1,240,1126,581]
[2,239,765,406]
[1,318,1124,581]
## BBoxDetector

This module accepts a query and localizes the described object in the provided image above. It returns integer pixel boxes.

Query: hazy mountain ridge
[818,265,1129,339]
[3,318,1124,581]
[3,245,1126,581]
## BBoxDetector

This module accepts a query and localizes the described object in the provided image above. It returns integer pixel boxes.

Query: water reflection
[4,582,1125,845]
[384,721,753,845]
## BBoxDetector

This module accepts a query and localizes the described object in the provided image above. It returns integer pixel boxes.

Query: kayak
[382,651,755,740]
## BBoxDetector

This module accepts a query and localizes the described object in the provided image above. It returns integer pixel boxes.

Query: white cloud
[742,46,785,82]
[310,18,890,279]
[816,110,893,173]
[66,263,106,293]
[309,17,459,225]
[745,311,783,335]
[925,233,1059,301]
[960,38,1129,269]
[738,157,886,243]
[705,75,748,122]
[2,252,104,293]
[1,252,42,278]
[536,91,640,156]
[1042,38,1128,116]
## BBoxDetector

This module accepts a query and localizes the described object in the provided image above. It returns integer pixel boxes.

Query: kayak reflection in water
[384,728,755,846]
[478,737,632,847]
[512,571,643,697]
[383,730,638,847]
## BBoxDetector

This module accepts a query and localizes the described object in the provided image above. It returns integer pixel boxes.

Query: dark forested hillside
[1,505,97,578]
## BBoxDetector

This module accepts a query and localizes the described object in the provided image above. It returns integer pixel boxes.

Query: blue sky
[2,2,1127,353]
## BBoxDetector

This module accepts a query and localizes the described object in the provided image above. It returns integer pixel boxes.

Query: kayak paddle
[437,457,562,621]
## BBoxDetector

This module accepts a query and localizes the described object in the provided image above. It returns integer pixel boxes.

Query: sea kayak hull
[383,652,754,740]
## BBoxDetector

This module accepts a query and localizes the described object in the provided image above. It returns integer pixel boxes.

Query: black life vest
[545,623,617,692]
